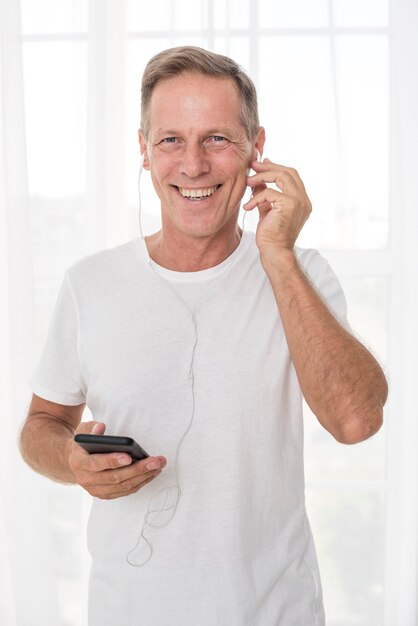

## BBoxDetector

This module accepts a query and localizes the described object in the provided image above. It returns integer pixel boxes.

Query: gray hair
[141,46,260,140]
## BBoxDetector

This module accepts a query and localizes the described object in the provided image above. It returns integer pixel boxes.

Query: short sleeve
[29,272,86,406]
[295,247,351,331]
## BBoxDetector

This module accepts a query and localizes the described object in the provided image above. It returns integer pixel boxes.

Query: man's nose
[179,143,210,178]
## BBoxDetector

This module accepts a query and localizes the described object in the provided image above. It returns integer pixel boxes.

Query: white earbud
[138,155,145,239]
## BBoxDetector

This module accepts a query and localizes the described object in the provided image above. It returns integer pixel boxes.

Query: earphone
[241,150,261,232]
[130,151,200,567]
[138,154,145,240]
[129,153,246,567]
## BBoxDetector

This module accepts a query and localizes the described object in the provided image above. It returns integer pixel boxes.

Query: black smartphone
[74,434,149,461]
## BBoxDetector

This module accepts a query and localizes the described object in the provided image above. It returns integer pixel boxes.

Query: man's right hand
[69,421,167,500]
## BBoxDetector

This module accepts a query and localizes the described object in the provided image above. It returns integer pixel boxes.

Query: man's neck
[144,226,243,272]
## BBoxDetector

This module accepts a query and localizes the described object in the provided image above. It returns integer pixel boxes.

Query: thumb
[75,420,106,435]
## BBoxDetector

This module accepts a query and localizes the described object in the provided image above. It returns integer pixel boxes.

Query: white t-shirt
[30,231,348,626]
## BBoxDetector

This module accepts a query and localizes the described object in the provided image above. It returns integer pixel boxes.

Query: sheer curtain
[0,1,62,624]
[0,0,90,624]
[0,1,417,625]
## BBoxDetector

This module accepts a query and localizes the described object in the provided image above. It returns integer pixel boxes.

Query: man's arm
[20,394,84,483]
[259,247,386,443]
[245,159,388,444]
[20,394,167,497]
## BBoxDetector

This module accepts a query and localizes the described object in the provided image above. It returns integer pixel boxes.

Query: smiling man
[139,70,262,268]
[20,47,388,625]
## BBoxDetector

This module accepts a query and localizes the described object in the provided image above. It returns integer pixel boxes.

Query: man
[20,47,388,625]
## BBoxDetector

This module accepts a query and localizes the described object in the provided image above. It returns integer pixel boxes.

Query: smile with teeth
[175,184,221,200]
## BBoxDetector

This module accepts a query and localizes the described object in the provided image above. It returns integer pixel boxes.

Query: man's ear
[138,129,150,170]
[253,126,266,163]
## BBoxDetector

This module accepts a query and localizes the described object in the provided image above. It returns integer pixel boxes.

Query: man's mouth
[173,184,222,201]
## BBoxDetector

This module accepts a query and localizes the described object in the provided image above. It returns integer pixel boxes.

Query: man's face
[139,72,264,241]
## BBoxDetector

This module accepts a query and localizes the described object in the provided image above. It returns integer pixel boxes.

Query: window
[5,1,416,624]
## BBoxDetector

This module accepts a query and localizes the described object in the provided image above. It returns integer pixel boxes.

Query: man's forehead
[150,73,240,107]
[148,73,243,132]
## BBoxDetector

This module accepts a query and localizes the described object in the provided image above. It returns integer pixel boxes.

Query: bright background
[1,1,417,625]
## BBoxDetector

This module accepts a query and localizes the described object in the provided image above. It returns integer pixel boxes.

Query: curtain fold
[0,0,61,623]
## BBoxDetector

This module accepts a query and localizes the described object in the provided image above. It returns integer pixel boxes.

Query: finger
[116,467,163,494]
[98,471,162,500]
[70,421,107,470]
[82,451,133,472]
[247,181,267,198]
[79,457,166,492]
[247,171,282,189]
[86,452,166,474]
[251,159,296,175]
[247,170,301,196]
[71,439,133,472]
[243,188,286,212]
[249,161,307,193]
[91,458,166,492]
[74,420,106,436]
[246,183,271,215]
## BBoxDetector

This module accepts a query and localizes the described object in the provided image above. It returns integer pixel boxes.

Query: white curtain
[1,0,417,624]
[0,0,62,624]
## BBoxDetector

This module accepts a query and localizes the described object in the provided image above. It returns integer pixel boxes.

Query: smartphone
[74,434,149,461]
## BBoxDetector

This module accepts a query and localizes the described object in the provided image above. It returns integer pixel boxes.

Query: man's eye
[205,136,228,147]
[161,137,178,144]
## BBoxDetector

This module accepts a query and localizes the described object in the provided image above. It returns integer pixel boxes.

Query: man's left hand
[244,159,312,253]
